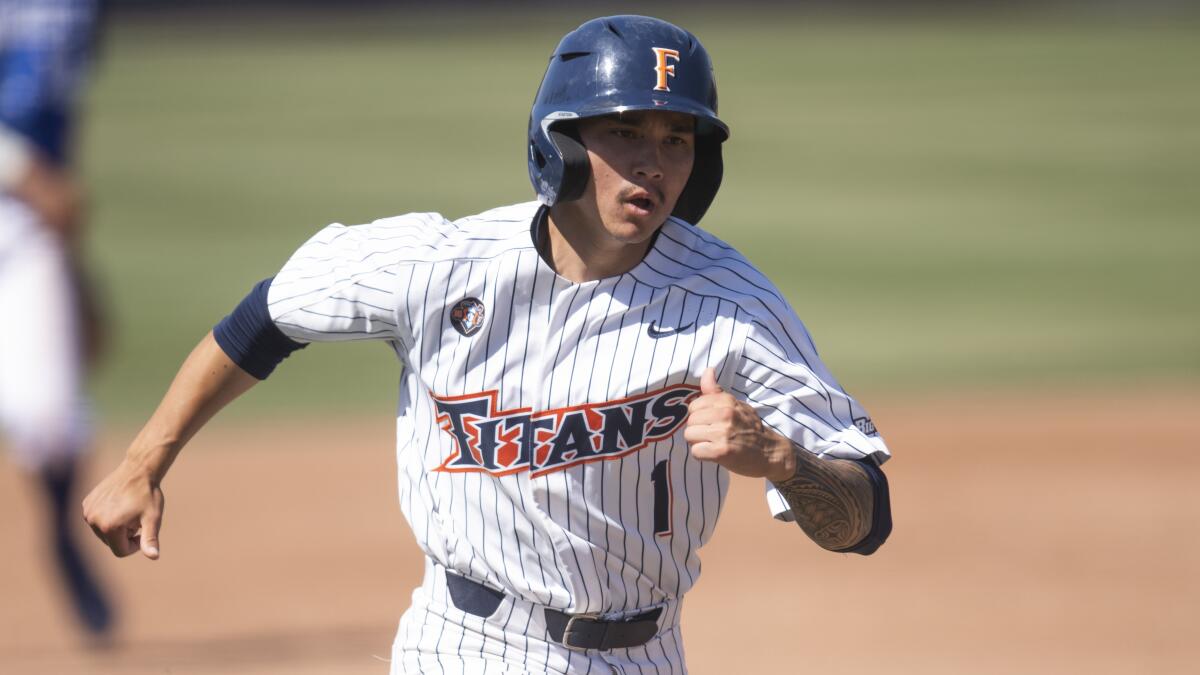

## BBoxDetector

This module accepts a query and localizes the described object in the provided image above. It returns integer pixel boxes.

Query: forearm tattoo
[774,450,874,551]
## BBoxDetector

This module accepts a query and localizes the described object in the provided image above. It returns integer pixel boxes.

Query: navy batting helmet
[528,15,730,225]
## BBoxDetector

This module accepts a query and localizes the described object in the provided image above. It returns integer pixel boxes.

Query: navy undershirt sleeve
[213,277,307,380]
[834,456,893,556]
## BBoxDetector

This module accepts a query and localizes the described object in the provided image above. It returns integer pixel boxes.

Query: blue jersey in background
[0,0,101,166]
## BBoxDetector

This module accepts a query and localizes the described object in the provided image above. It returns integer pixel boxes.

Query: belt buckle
[561,612,604,652]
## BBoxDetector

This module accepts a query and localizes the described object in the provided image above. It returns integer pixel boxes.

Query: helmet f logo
[652,47,681,92]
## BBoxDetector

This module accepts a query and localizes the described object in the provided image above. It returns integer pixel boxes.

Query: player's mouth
[622,189,660,218]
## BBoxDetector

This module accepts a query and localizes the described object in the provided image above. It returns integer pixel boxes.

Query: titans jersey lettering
[434,383,699,477]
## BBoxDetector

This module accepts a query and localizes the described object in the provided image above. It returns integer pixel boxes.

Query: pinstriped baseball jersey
[267,200,889,615]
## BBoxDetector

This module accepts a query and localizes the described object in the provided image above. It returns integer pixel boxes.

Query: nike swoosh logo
[647,321,694,338]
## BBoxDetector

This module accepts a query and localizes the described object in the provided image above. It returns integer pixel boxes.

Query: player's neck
[543,207,657,283]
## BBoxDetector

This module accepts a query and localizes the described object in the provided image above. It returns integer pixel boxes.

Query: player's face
[572,111,696,245]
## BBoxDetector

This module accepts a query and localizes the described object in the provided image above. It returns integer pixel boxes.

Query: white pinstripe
[267,201,890,667]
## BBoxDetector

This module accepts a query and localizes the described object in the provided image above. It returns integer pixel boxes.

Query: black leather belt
[445,571,663,651]
[543,605,664,651]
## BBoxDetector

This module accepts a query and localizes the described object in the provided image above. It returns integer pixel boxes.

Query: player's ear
[549,124,590,202]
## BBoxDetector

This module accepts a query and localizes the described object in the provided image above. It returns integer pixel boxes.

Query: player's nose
[632,139,665,181]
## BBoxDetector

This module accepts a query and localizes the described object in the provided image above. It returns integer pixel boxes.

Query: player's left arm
[685,368,886,553]
[764,439,879,552]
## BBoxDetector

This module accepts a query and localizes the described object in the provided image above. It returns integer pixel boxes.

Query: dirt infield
[2,386,1197,674]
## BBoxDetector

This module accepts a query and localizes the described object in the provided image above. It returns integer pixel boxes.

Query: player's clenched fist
[82,460,165,560]
[684,368,797,483]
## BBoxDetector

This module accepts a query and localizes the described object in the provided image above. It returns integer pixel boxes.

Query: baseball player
[1,0,112,636]
[83,15,892,673]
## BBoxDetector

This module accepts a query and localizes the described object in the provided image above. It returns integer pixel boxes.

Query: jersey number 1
[651,459,672,537]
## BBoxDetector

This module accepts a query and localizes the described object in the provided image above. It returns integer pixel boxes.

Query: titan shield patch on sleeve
[213,277,307,380]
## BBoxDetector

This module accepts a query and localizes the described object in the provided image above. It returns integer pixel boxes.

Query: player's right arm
[82,332,258,559]
[84,215,424,559]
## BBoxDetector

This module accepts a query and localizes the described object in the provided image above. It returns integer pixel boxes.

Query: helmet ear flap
[671,134,723,225]
[549,127,590,203]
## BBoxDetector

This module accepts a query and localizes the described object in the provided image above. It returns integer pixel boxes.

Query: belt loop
[445,570,505,619]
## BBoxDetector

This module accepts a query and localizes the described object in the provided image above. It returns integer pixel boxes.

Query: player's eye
[611,127,639,139]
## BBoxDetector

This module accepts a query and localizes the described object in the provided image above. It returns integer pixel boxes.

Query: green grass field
[79,9,1200,421]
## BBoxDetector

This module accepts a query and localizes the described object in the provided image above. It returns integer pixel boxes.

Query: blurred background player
[0,0,112,637]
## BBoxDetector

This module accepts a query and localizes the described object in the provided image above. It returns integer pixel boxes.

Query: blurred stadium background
[3,1,1198,673]
[80,0,1199,421]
